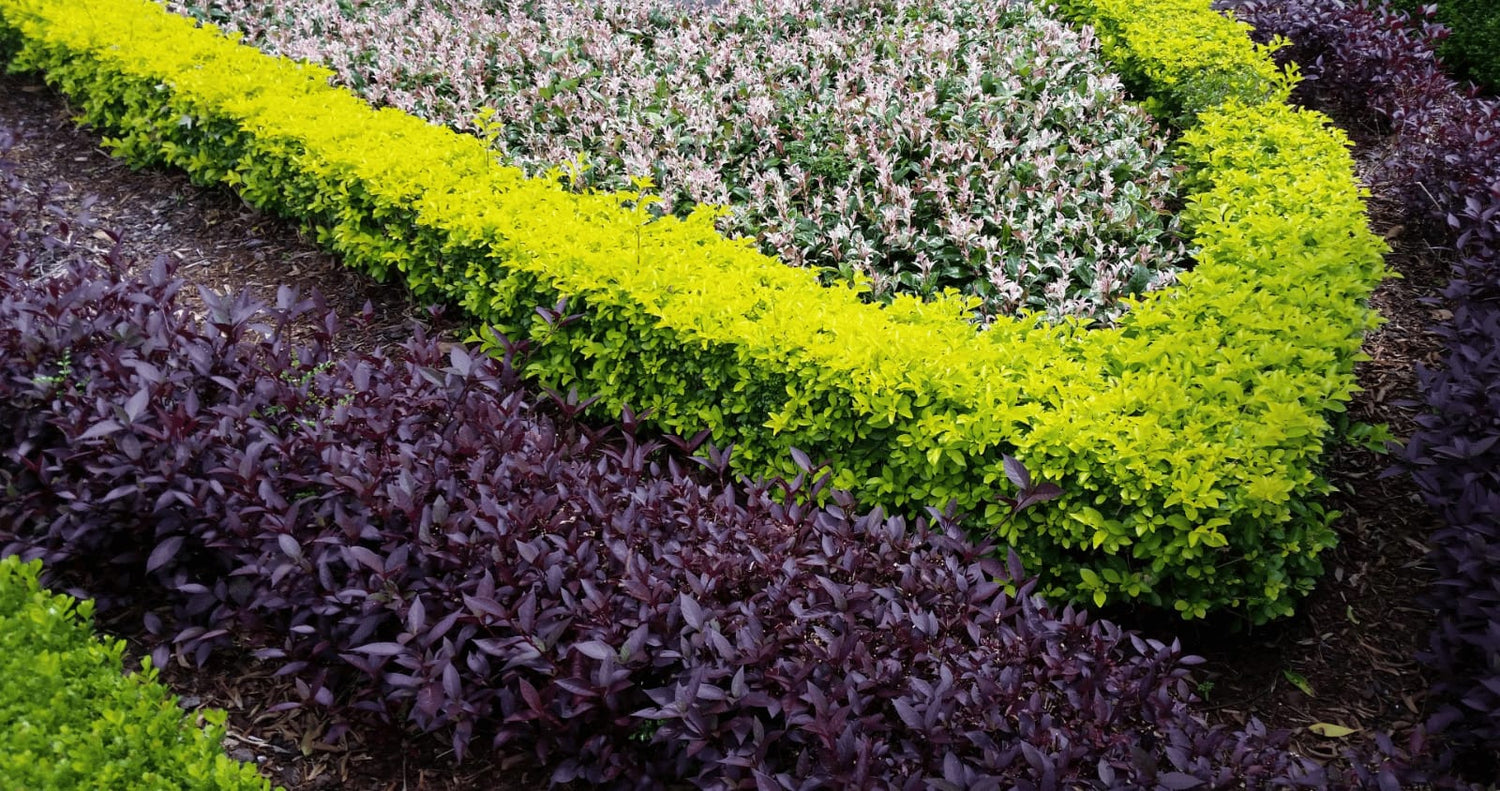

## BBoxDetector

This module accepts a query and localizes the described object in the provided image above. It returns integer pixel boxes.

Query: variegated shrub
[170,0,1186,322]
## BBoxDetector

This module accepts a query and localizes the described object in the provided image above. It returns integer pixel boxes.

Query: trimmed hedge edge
[0,0,1386,622]
[0,556,274,791]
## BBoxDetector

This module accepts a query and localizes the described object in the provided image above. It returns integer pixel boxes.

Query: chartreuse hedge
[0,557,274,791]
[0,0,1385,623]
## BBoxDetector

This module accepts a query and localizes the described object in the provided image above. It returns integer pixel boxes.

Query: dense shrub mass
[0,0,1387,623]
[1389,0,1500,91]
[0,197,1331,788]
[170,0,1185,323]
[1056,0,1288,122]
[0,557,274,791]
[1222,0,1500,778]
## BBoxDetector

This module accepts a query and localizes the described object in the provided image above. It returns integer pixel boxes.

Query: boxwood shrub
[0,557,274,791]
[0,0,1387,623]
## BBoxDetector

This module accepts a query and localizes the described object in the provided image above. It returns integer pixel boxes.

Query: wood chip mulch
[0,75,453,355]
[0,68,1463,785]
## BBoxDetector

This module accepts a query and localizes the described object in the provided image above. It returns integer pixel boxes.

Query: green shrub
[1056,0,1291,122]
[0,0,1386,622]
[0,556,274,791]
[1432,0,1500,90]
[1390,0,1500,90]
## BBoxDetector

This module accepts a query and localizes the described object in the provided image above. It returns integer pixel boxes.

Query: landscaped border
[0,0,1385,622]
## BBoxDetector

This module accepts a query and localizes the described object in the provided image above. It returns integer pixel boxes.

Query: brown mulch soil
[0,64,1461,784]
[0,76,448,355]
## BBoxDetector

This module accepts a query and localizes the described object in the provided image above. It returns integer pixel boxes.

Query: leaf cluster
[1386,0,1500,91]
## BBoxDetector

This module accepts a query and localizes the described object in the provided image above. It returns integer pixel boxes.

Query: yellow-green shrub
[1054,0,1291,122]
[0,556,274,791]
[0,0,1385,622]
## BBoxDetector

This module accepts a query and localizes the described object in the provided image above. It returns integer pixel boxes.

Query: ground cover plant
[1219,0,1500,781]
[0,182,1339,787]
[0,0,1390,624]
[0,557,275,791]
[171,0,1186,323]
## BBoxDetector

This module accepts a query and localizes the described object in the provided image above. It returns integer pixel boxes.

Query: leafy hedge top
[0,557,274,791]
[0,0,1386,622]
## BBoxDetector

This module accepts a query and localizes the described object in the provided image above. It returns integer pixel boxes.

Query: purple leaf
[277,534,302,560]
[124,388,150,423]
[1001,454,1030,489]
[351,642,407,657]
[575,641,615,661]
[680,593,705,631]
[1158,772,1204,790]
[78,420,123,441]
[146,536,184,573]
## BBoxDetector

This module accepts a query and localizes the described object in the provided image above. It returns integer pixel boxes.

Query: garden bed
[0,97,1332,784]
[0,0,1389,624]
[2,0,1495,786]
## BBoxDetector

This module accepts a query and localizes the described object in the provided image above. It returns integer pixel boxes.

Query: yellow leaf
[1308,722,1358,738]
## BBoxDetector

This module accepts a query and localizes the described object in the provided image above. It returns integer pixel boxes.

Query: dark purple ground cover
[1220,0,1500,779]
[0,130,1344,788]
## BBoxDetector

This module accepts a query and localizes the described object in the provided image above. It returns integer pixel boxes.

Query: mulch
[0,66,1461,785]
[0,76,451,356]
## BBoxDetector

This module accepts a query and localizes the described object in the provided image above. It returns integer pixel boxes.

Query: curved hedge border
[0,0,1386,622]
[0,557,273,791]
[1220,0,1500,776]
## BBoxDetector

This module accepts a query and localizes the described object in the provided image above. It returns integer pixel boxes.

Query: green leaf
[1281,669,1315,697]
